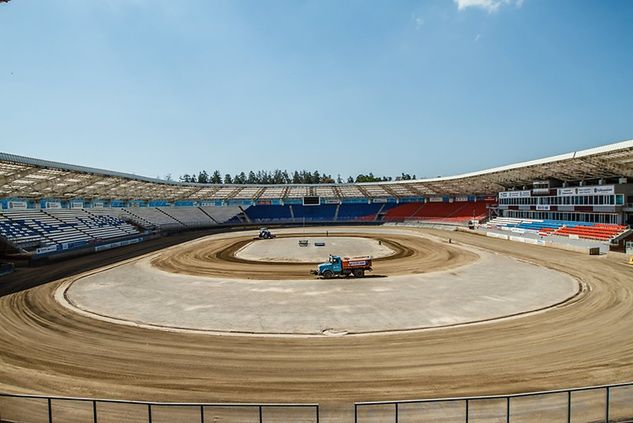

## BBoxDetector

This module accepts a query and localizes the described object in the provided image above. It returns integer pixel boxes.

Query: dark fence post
[92,400,97,423]
[258,405,263,423]
[200,405,204,423]
[506,397,510,423]
[47,398,52,423]
[567,390,572,423]
[315,405,320,423]
[147,404,152,423]
[354,403,358,423]
[395,403,399,423]
[465,399,469,423]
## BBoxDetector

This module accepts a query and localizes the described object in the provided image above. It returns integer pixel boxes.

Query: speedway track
[0,227,632,421]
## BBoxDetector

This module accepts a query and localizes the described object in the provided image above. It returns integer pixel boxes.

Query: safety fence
[0,392,319,423]
[354,382,633,423]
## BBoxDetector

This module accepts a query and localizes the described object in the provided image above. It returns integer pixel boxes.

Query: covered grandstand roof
[1,139,632,201]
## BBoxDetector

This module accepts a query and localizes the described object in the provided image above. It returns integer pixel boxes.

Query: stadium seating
[47,209,138,241]
[1,203,627,255]
[291,204,337,221]
[336,203,386,221]
[486,217,629,241]
[553,223,628,241]
[0,208,141,252]
[0,215,47,249]
[240,203,390,223]
[158,207,215,228]
[1,209,91,247]
[244,205,292,222]
[199,206,243,224]
[0,206,248,253]
[122,208,184,230]
[385,201,490,224]
[383,202,423,220]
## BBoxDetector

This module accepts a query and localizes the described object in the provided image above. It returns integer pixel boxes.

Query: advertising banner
[499,190,531,199]
[8,201,27,209]
[557,185,614,196]
[35,245,58,255]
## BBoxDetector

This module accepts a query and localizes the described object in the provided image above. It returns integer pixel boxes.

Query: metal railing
[0,392,319,423]
[354,382,633,423]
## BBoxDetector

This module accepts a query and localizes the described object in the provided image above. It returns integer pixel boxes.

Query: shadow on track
[0,228,230,297]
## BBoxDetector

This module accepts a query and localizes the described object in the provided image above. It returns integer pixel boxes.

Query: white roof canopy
[1,139,632,201]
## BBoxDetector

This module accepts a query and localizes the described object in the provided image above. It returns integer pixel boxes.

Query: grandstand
[486,217,630,242]
[0,208,141,255]
[0,139,632,258]
[0,139,632,423]
[385,199,493,224]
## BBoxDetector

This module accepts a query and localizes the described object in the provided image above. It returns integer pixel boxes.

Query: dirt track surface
[1,227,633,420]
[151,231,477,279]
[0,228,229,297]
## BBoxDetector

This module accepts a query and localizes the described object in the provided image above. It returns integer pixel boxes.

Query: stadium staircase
[289,205,296,221]
[198,207,219,224]
[374,204,386,221]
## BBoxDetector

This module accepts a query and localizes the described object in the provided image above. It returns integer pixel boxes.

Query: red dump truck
[311,255,373,278]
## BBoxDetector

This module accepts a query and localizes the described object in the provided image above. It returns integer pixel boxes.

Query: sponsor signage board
[557,185,614,196]
[499,190,531,199]
[536,205,551,211]
[8,201,27,209]
[35,245,58,255]
[94,238,142,252]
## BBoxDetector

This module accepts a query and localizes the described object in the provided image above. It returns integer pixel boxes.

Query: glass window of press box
[500,195,618,206]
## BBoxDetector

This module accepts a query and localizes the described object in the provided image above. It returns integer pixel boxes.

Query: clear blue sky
[1,0,632,180]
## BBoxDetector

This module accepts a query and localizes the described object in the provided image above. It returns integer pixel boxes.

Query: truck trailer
[311,255,372,279]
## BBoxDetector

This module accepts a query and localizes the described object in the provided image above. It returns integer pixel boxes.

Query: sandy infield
[60,228,578,336]
[233,236,396,263]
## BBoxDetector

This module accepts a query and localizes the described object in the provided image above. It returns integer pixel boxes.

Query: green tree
[211,170,222,184]
[197,170,209,184]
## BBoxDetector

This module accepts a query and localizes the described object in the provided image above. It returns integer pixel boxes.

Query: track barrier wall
[0,393,319,423]
[354,382,633,423]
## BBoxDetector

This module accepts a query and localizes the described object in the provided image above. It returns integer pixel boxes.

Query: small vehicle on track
[258,228,276,239]
[311,255,372,279]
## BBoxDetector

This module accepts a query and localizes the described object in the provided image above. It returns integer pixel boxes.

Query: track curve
[150,230,476,279]
[0,227,632,413]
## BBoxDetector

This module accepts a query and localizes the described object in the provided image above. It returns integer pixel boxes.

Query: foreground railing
[355,382,633,423]
[0,392,319,423]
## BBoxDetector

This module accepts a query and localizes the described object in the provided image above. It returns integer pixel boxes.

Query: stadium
[0,139,632,422]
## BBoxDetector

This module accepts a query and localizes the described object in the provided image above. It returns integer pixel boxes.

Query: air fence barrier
[354,382,633,423]
[0,393,319,423]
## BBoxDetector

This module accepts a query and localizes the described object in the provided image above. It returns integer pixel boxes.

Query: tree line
[177,170,417,184]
